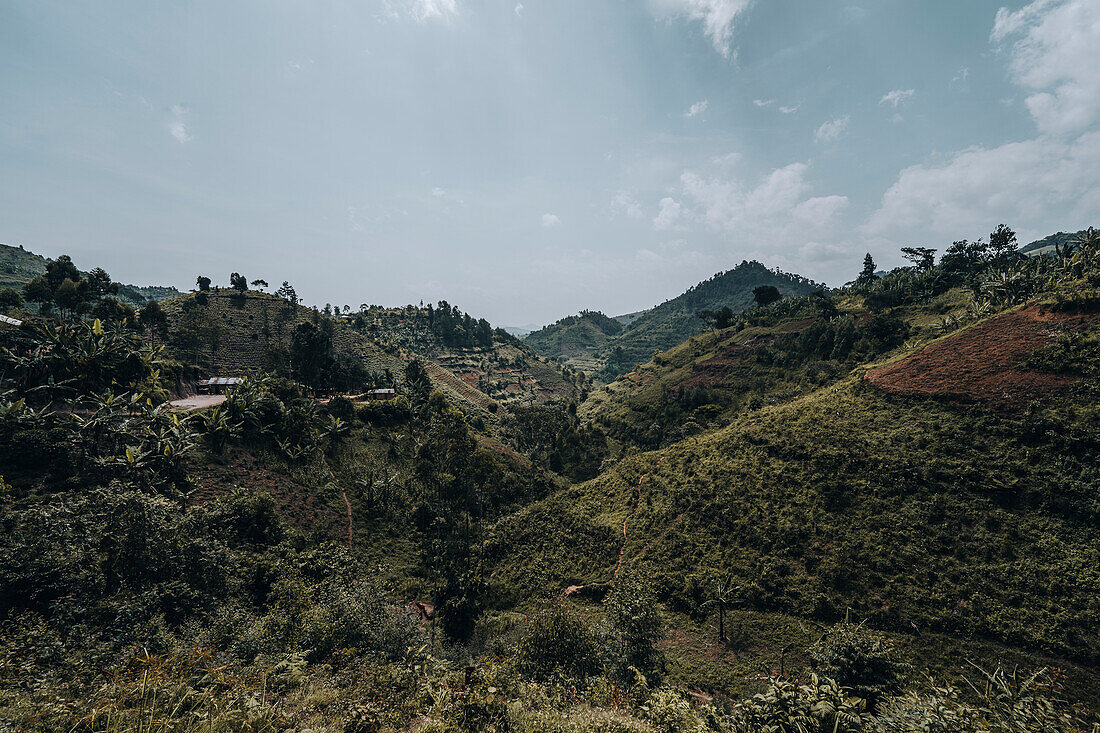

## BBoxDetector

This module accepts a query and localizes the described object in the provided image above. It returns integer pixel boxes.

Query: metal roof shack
[0,315,23,327]
[198,377,244,394]
[365,388,397,400]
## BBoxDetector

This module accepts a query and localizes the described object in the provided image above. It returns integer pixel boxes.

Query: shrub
[601,573,665,683]
[517,600,600,680]
[807,620,908,710]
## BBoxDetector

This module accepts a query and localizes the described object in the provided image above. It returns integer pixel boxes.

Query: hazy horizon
[2,0,1098,326]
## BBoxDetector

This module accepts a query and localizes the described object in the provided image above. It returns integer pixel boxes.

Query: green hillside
[525,260,822,381]
[3,232,1100,730]
[0,242,181,306]
[1020,229,1094,257]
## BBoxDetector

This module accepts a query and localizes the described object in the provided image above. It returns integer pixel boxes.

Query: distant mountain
[0,242,181,306]
[1020,229,1092,257]
[524,260,823,381]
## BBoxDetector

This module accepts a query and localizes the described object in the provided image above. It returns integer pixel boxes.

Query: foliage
[808,620,909,710]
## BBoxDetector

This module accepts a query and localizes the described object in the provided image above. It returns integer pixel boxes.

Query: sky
[1,0,1098,329]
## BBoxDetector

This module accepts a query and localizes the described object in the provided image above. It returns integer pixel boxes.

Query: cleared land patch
[865,305,1097,408]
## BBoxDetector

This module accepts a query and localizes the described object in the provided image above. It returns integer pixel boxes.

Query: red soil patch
[865,306,1097,409]
[683,343,755,388]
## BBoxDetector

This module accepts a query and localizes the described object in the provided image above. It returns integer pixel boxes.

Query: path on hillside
[168,394,226,411]
[613,455,664,580]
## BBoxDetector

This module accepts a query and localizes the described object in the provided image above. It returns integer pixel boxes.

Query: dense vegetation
[1,228,1099,730]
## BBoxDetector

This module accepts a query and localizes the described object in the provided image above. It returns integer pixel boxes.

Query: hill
[1020,229,1093,257]
[158,290,579,435]
[0,242,181,306]
[523,310,624,374]
[524,260,822,381]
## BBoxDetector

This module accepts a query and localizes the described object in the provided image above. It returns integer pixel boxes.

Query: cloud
[814,115,849,143]
[991,0,1100,136]
[864,0,1100,247]
[863,132,1100,240]
[167,104,191,143]
[778,104,799,114]
[753,98,773,107]
[684,99,709,118]
[385,0,458,22]
[652,159,852,267]
[653,0,753,59]
[879,89,915,107]
[514,3,523,15]
[169,122,191,143]
[952,66,970,85]
[611,190,644,219]
[653,197,684,230]
[541,213,561,227]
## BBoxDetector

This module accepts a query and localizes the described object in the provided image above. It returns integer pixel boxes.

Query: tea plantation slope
[483,375,1100,667]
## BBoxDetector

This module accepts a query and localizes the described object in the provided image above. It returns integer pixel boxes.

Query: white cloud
[385,0,458,22]
[657,159,852,266]
[168,121,191,143]
[167,104,191,143]
[514,3,523,15]
[992,0,1100,136]
[814,115,849,143]
[864,0,1100,248]
[753,98,773,107]
[879,89,915,107]
[541,213,561,227]
[653,0,753,59]
[653,197,684,230]
[952,66,970,84]
[684,99,709,118]
[863,132,1100,239]
[611,190,644,219]
[778,104,799,114]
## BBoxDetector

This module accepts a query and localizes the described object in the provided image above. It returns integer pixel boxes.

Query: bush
[601,573,665,683]
[808,620,908,711]
[517,600,600,680]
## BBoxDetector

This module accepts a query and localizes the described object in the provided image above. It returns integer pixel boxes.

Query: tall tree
[196,275,212,292]
[989,224,1018,261]
[857,253,877,285]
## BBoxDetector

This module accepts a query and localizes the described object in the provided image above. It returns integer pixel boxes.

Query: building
[198,377,244,395]
[365,388,397,400]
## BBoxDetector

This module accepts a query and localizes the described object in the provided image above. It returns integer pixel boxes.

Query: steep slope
[525,260,822,381]
[485,353,1100,666]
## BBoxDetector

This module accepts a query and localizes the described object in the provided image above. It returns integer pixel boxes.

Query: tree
[44,255,80,291]
[276,281,298,309]
[196,276,211,291]
[753,285,782,307]
[229,272,248,292]
[54,278,83,319]
[250,279,269,290]
[0,287,24,313]
[139,300,169,346]
[290,321,336,391]
[989,224,1018,261]
[22,276,53,309]
[900,246,937,270]
[700,573,742,643]
[85,268,118,299]
[857,253,877,285]
[696,306,734,330]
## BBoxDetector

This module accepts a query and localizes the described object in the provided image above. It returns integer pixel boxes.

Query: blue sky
[2,0,1098,327]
